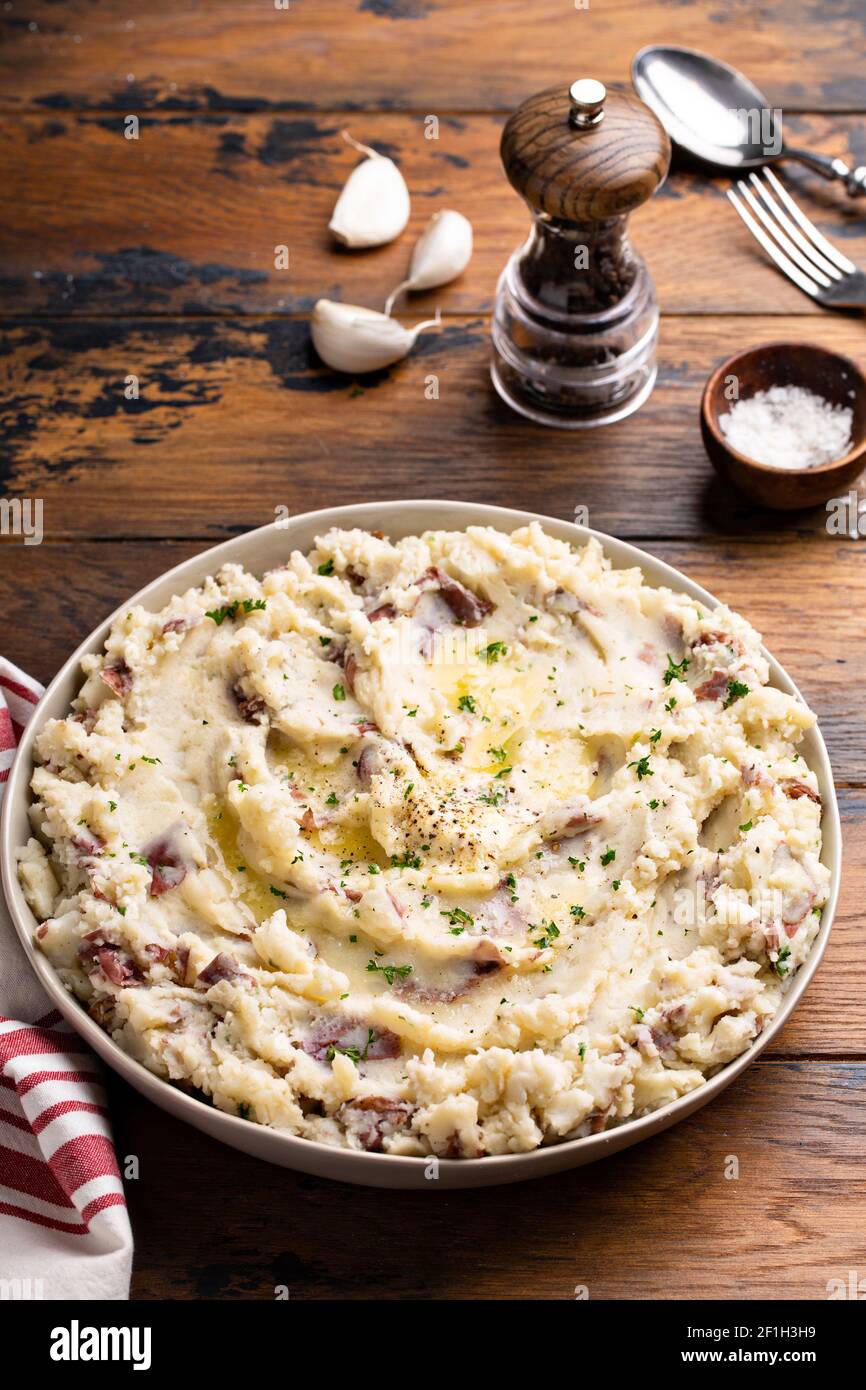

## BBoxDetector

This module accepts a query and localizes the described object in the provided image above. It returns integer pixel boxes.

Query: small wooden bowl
[701,342,866,509]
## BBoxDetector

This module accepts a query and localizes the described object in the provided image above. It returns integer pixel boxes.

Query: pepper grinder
[491,79,671,428]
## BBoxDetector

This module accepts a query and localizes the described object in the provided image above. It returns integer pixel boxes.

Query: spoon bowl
[633,45,774,171]
[632,45,866,196]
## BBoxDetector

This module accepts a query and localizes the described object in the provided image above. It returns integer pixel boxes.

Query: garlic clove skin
[311,299,441,374]
[384,209,473,314]
[329,133,411,249]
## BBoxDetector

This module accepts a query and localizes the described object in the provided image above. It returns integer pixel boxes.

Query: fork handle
[782,146,866,198]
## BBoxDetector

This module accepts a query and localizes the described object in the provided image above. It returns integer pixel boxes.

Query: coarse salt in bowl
[701,342,866,510]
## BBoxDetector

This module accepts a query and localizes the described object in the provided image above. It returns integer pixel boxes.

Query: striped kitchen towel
[0,657,132,1300]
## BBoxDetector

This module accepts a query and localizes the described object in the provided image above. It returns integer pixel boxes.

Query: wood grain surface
[1,0,865,1303]
[2,1,865,112]
[1,112,864,316]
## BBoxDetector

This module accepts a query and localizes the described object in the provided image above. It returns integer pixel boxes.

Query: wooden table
[2,1,865,1301]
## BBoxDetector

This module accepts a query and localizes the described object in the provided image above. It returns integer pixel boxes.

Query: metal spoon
[632,45,866,197]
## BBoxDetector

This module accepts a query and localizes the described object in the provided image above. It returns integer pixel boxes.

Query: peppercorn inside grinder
[491,79,671,428]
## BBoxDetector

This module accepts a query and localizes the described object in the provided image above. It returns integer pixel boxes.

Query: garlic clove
[311,299,441,374]
[384,209,473,314]
[329,131,411,249]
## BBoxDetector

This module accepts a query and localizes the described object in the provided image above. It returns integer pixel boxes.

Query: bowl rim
[0,499,842,1188]
[701,339,866,477]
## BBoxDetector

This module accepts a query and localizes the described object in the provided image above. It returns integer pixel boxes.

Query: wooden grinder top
[501,79,671,222]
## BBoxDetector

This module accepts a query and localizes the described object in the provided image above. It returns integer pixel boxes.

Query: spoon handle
[782,146,866,197]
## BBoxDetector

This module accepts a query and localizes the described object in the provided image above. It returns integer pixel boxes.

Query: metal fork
[727,167,866,310]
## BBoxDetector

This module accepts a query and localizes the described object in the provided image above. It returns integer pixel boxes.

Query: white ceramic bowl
[0,501,841,1188]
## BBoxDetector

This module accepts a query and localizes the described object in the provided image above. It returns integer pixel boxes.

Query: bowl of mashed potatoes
[0,501,840,1188]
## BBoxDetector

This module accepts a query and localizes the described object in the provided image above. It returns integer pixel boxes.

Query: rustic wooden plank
[1,538,861,1055]
[2,112,864,317]
[3,315,866,545]
[111,1060,866,1299]
[2,1,864,114]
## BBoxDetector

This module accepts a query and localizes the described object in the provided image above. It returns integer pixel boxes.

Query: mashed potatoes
[18,524,829,1157]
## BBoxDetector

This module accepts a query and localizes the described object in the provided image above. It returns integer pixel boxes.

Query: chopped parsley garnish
[724,679,750,708]
[648,799,659,810]
[325,792,338,806]
[570,904,586,920]
[332,683,346,702]
[630,1005,645,1022]
[663,654,689,685]
[108,801,117,812]
[458,694,477,714]
[664,696,677,712]
[568,856,585,871]
[205,599,266,625]
[479,787,505,806]
[482,641,508,664]
[205,604,235,626]
[488,745,508,763]
[532,921,560,950]
[649,728,662,743]
[367,959,413,986]
[494,766,512,780]
[628,755,653,780]
[612,879,621,890]
[739,819,753,833]
[326,1027,376,1064]
[391,850,422,870]
[319,635,331,646]
[600,847,616,866]
[441,906,473,928]
[774,946,791,979]
[578,1043,586,1061]
[317,560,335,576]
[269,886,290,900]
[140,755,160,765]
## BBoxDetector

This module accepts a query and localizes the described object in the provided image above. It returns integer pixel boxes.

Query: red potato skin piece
[72,830,105,859]
[343,653,358,695]
[695,669,730,701]
[100,662,133,697]
[693,630,743,655]
[367,603,396,622]
[79,937,143,988]
[141,830,188,897]
[356,743,383,789]
[232,682,266,723]
[302,1017,401,1063]
[784,780,821,805]
[417,567,493,628]
[338,1096,413,1152]
[196,952,253,988]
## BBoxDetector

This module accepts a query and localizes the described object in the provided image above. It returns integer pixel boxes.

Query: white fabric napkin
[0,657,132,1300]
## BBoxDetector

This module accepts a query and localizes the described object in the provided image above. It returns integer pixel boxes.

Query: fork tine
[736,180,833,288]
[764,167,857,275]
[726,187,821,298]
[748,172,842,281]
